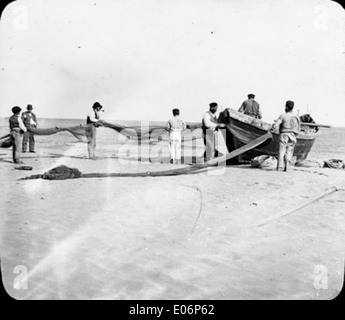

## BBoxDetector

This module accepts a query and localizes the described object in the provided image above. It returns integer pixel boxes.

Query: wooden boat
[219,108,319,165]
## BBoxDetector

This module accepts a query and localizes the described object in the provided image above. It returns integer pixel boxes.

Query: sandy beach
[0,131,344,300]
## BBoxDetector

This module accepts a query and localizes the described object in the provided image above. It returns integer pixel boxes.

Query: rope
[180,185,203,235]
[256,187,343,227]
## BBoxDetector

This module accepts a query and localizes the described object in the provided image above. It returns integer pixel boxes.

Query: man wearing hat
[272,100,300,172]
[86,102,105,159]
[9,106,27,164]
[202,102,226,161]
[22,104,38,153]
[238,94,262,119]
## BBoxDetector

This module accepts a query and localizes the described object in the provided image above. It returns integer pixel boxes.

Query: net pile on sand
[323,159,345,169]
[0,134,12,148]
[250,155,277,170]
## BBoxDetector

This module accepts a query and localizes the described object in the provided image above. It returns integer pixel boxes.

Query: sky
[0,0,345,126]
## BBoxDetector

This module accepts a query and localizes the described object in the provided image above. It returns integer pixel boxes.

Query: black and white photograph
[0,0,345,302]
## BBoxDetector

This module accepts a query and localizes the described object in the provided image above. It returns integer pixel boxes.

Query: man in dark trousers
[238,93,262,119]
[9,106,27,164]
[22,104,38,153]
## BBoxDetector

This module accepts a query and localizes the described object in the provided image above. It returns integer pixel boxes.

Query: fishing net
[29,165,83,180]
[323,159,345,169]
[19,132,273,180]
[30,126,89,142]
[295,159,324,168]
[0,126,89,148]
[1,121,204,148]
[250,155,277,170]
[102,121,203,144]
[0,134,12,148]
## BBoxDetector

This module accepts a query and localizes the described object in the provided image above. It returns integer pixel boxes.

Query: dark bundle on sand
[15,166,33,171]
[42,165,82,179]
[21,165,82,180]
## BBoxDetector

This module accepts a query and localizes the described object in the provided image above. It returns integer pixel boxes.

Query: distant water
[1,117,344,161]
[306,127,345,161]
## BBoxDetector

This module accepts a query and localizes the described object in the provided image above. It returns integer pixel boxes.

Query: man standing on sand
[9,106,27,164]
[202,102,226,161]
[22,104,38,153]
[166,108,186,164]
[238,93,262,119]
[86,102,105,159]
[272,100,300,172]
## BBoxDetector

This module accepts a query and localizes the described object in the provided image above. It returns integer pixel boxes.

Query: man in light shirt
[202,102,226,161]
[166,108,186,164]
[9,106,27,164]
[86,102,105,159]
[22,104,38,153]
[272,100,300,172]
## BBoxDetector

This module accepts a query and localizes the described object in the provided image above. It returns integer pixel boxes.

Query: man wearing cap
[238,94,262,119]
[202,102,226,161]
[22,104,38,153]
[9,106,27,164]
[272,100,300,172]
[166,108,186,164]
[86,102,105,159]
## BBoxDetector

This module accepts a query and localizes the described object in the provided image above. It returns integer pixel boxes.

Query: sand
[1,143,345,300]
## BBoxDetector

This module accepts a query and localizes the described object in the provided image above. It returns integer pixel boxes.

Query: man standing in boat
[238,93,262,119]
[166,108,186,164]
[272,100,300,172]
[86,102,105,159]
[202,102,226,161]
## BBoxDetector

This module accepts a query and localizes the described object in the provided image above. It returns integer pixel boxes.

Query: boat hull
[220,108,318,164]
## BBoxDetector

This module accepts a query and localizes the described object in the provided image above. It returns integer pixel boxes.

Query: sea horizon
[1,116,344,128]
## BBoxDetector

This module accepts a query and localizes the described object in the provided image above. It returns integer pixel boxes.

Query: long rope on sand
[181,185,204,235]
[19,132,273,180]
[256,187,345,227]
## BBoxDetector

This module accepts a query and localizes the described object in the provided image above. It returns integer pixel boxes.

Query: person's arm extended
[238,102,245,113]
[18,117,27,132]
[295,116,301,136]
[88,112,99,123]
[33,113,38,126]
[166,120,171,132]
[182,120,187,130]
[257,105,262,119]
[203,113,218,129]
[271,115,282,131]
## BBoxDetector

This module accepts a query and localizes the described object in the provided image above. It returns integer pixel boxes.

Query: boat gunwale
[224,108,318,141]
